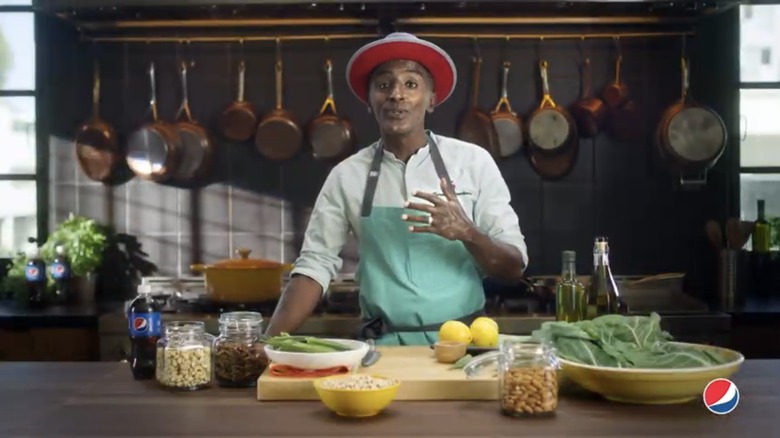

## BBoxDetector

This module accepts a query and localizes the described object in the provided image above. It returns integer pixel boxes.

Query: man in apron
[264,33,529,346]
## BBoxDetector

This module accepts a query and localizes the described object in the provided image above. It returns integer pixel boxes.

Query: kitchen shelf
[40,0,738,29]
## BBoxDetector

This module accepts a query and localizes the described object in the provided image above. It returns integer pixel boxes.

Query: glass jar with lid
[463,339,560,417]
[155,321,214,391]
[213,311,268,387]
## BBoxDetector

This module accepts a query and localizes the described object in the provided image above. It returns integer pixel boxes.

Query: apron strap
[360,131,452,218]
[355,307,487,341]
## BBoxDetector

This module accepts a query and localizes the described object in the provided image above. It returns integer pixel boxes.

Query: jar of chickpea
[463,340,560,417]
[156,321,214,391]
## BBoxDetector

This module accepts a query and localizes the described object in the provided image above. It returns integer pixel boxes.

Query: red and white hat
[346,32,457,107]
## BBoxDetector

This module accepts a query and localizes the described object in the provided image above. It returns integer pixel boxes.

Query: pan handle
[492,61,513,113]
[470,56,482,108]
[580,58,591,100]
[680,57,690,102]
[538,60,556,108]
[148,62,158,122]
[237,60,246,103]
[176,61,193,122]
[92,61,101,121]
[318,58,337,115]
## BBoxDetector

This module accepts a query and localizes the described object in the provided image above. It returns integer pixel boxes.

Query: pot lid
[211,248,285,269]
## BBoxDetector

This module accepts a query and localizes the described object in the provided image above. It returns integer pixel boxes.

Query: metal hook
[186,39,194,68]
[613,35,622,57]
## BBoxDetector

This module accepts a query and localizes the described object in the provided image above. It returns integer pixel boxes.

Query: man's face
[368,59,435,137]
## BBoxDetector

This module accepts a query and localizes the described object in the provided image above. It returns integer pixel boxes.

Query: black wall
[40,6,739,305]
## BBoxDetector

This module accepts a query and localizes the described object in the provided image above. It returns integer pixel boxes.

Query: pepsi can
[127,285,161,380]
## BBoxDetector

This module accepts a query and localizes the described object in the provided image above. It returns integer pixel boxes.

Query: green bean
[262,334,354,353]
[450,354,473,370]
[270,340,337,353]
[303,337,352,351]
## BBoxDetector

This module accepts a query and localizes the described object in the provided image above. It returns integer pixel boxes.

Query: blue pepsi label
[25,265,44,282]
[50,261,69,280]
[128,312,161,337]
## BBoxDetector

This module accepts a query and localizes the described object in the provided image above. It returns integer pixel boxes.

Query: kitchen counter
[97,309,733,338]
[0,361,776,436]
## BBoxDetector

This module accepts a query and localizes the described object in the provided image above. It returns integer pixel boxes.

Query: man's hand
[402,177,474,241]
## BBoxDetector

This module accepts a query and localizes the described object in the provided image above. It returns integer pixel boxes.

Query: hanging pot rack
[84,29,693,44]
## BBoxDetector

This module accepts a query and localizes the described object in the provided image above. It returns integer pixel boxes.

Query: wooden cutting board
[255,346,498,401]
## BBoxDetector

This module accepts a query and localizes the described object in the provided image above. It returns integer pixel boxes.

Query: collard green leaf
[532,313,730,369]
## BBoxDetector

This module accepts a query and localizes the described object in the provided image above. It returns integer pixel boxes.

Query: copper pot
[190,248,292,304]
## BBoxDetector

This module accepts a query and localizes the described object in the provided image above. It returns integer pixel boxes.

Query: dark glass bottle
[753,199,770,253]
[585,237,621,319]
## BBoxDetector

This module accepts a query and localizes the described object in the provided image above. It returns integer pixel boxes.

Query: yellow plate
[558,342,745,404]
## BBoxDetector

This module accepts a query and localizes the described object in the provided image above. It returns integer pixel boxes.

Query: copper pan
[74,61,121,183]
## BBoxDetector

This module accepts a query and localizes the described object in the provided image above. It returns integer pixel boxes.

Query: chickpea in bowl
[313,374,401,417]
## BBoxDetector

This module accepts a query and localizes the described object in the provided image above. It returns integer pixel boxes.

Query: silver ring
[428,216,433,226]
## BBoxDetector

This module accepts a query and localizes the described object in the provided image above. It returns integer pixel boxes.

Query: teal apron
[354,132,486,346]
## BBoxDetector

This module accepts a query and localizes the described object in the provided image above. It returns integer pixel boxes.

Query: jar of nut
[462,340,560,417]
[213,311,268,388]
[155,321,214,391]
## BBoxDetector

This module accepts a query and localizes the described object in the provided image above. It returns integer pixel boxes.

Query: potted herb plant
[39,214,108,302]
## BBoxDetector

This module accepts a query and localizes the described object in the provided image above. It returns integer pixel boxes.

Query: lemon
[438,320,473,344]
[470,318,499,347]
[471,316,498,332]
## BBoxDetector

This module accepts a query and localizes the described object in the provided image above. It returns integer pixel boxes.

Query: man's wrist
[459,222,481,244]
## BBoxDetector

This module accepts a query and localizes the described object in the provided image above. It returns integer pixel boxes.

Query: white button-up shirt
[290,132,529,293]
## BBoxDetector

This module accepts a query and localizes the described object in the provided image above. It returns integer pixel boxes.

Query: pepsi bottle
[49,245,73,304]
[24,247,47,308]
[127,285,161,380]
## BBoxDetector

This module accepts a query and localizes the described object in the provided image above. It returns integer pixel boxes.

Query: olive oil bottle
[555,250,586,322]
[585,237,621,319]
[753,199,770,253]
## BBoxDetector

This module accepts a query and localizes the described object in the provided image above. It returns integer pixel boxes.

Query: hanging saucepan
[656,57,727,186]
[307,58,355,160]
[255,41,303,161]
[125,62,181,182]
[569,57,607,139]
[527,135,578,180]
[191,248,293,304]
[601,53,628,109]
[527,60,576,155]
[172,61,213,182]
[74,60,121,183]
[601,51,643,143]
[457,54,500,158]
[490,60,523,158]
[220,60,258,143]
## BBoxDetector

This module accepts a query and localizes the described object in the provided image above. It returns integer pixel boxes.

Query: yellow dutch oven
[191,248,293,304]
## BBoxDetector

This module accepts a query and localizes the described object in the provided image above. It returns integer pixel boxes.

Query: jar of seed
[462,340,560,417]
[213,311,268,388]
[155,321,214,391]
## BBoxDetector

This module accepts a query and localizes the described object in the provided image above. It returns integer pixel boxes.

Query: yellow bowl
[313,374,401,418]
[559,342,744,405]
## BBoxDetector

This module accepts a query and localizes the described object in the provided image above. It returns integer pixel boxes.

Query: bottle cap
[55,244,66,255]
[562,250,576,263]
[594,236,609,251]
[137,284,153,295]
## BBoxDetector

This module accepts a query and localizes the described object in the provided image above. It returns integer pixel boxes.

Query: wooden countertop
[0,361,776,436]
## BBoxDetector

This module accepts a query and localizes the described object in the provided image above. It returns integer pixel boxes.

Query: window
[0,3,36,258]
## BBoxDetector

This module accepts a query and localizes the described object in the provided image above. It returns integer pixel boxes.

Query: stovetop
[132,274,590,318]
